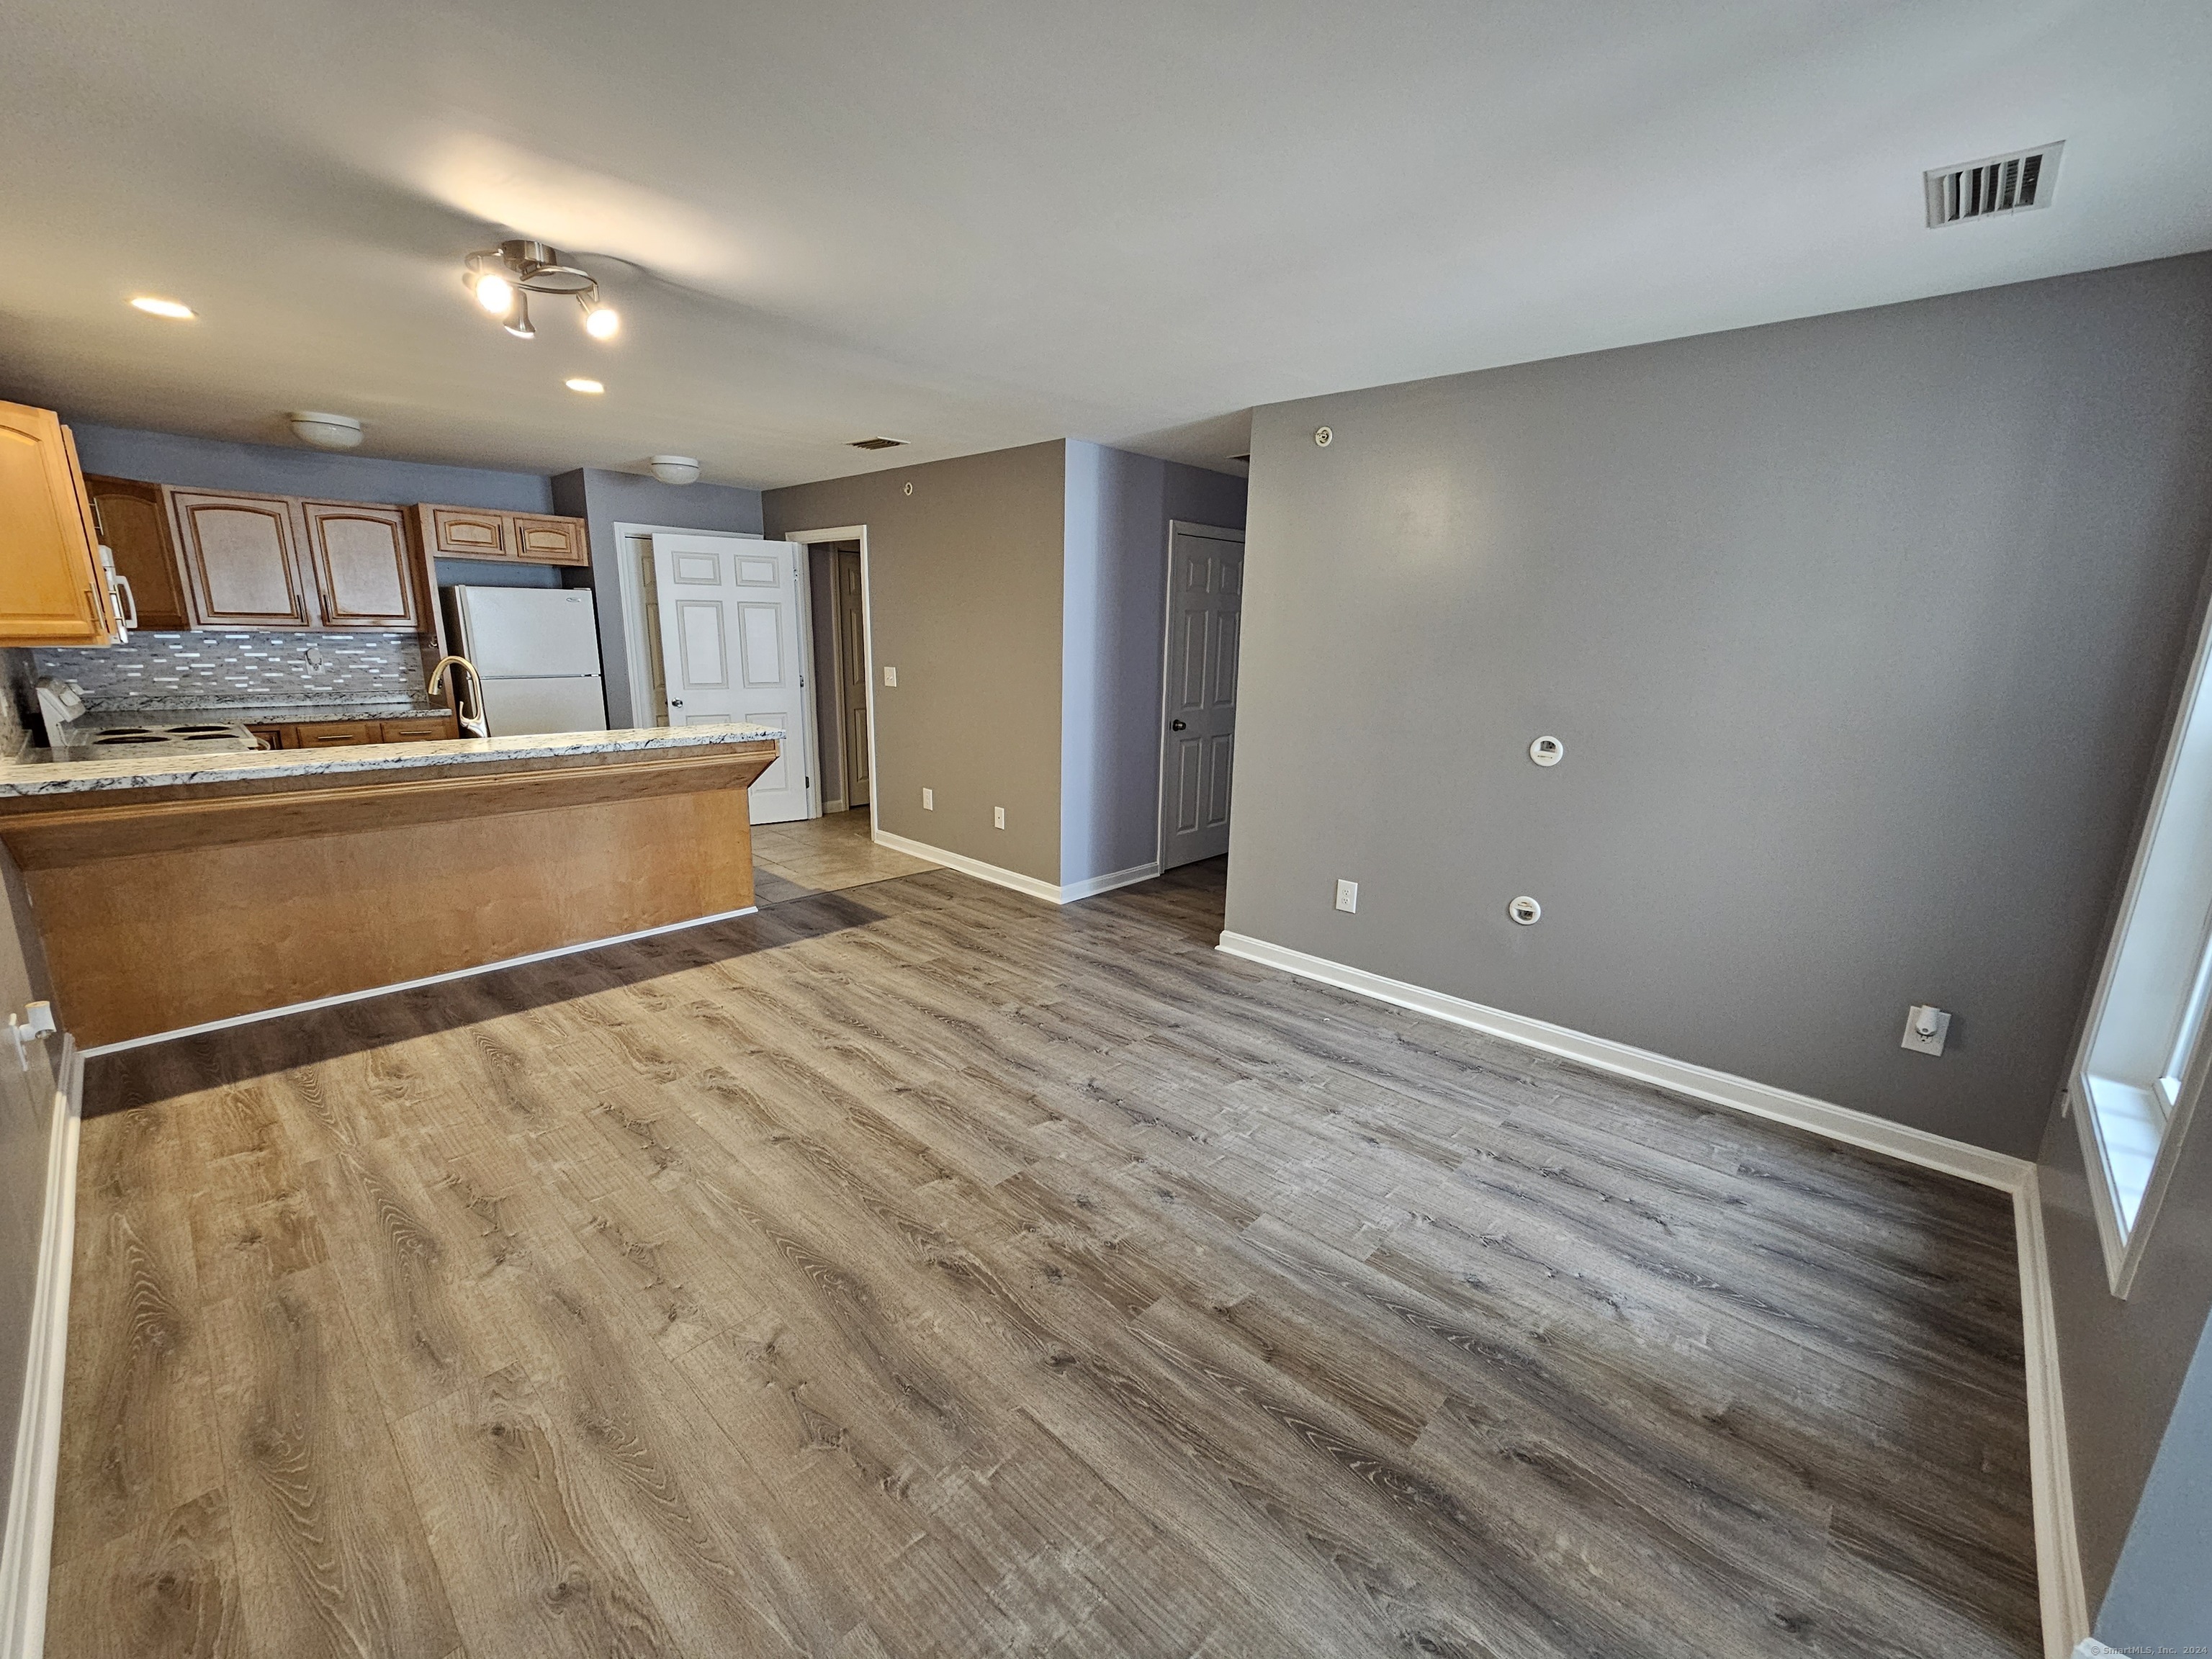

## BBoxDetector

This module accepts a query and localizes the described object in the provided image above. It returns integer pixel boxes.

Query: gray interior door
[1158,526,1245,869]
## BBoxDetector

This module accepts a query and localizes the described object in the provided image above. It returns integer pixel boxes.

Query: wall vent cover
[850,436,905,450]
[1925,142,2062,227]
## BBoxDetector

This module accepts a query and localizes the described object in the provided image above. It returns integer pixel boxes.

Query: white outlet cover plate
[1901,1004,1951,1056]
[922,788,934,809]
[883,666,897,686]
[1335,879,1358,912]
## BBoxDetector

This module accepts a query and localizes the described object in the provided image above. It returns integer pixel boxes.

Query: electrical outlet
[883,666,897,687]
[1902,1004,1951,1056]
[993,806,1005,829]
[1335,878,1358,913]
[922,787,934,810]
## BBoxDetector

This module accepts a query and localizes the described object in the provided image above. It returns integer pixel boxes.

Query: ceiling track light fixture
[463,239,619,341]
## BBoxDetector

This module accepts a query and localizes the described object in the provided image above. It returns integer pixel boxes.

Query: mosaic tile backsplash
[35,630,430,710]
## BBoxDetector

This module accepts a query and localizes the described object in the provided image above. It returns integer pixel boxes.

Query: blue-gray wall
[66,422,555,511]
[1226,251,2212,1161]
[1063,441,1246,885]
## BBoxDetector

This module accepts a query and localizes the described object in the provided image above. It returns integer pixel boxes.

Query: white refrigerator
[444,586,610,737]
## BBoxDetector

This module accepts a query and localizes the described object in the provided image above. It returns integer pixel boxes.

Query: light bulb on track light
[473,271,513,315]
[581,299,621,339]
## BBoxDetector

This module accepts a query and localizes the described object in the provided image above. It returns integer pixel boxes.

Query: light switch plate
[922,788,934,810]
[883,666,897,687]
[1902,1004,1951,1056]
[993,806,1005,829]
[1335,879,1358,913]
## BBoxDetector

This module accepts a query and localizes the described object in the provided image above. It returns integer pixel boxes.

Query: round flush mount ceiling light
[649,456,701,485]
[464,240,619,343]
[130,296,194,319]
[565,377,605,395]
[289,411,364,449]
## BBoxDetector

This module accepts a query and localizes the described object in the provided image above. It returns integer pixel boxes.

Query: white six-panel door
[1158,526,1246,868]
[651,533,815,825]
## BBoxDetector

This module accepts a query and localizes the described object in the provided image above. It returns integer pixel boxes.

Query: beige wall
[765,443,1069,884]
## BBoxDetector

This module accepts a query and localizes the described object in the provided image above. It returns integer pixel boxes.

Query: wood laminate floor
[49,860,2038,1658]
[753,807,938,906]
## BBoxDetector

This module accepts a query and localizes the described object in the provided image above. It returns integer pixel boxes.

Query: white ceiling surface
[2,1,2208,490]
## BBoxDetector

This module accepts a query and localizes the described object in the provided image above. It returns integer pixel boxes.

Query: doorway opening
[785,524,878,840]
[1156,521,1246,873]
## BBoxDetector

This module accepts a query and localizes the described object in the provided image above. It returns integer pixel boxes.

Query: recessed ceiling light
[565,377,604,395]
[129,296,194,319]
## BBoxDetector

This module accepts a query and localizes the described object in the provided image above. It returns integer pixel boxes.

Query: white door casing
[1158,524,1246,869]
[651,533,815,825]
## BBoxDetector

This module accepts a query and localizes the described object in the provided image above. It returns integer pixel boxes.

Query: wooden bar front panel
[16,765,763,1048]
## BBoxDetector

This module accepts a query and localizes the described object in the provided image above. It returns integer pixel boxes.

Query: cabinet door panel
[426,505,508,558]
[511,513,588,565]
[84,475,191,630]
[0,400,116,645]
[377,716,459,743]
[302,501,421,629]
[171,490,313,628]
[246,724,290,750]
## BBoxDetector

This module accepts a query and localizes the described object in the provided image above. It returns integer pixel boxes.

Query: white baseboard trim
[1215,932,2030,1190]
[822,796,848,816]
[2018,1169,2091,1658]
[871,830,1158,906]
[1216,930,2085,1652]
[0,1040,82,1659]
[1059,860,1162,902]
[82,906,759,1058]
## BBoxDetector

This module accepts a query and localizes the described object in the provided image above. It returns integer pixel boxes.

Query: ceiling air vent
[850,436,905,450]
[1925,142,2062,228]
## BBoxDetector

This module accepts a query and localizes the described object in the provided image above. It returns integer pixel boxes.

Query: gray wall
[765,444,1069,883]
[2090,1270,2212,1643]
[1062,441,1246,885]
[551,468,765,729]
[1226,252,2212,1159]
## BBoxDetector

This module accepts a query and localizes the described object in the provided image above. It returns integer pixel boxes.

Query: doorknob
[1171,719,1186,731]
[670,698,685,707]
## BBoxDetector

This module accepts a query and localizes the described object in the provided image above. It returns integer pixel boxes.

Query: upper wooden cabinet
[423,505,507,559]
[0,400,123,646]
[83,475,191,631]
[510,513,588,565]
[169,488,315,629]
[416,504,589,567]
[300,500,425,629]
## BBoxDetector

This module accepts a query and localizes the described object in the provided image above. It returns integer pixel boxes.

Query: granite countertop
[0,722,784,799]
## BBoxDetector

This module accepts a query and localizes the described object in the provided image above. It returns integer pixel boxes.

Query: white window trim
[2066,588,2212,1298]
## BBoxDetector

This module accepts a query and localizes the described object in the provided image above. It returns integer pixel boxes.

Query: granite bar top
[0,722,783,799]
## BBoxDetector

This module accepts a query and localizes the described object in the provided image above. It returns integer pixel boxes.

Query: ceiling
[2,0,2207,490]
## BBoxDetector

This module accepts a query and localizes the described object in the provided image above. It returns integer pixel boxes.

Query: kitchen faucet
[424,655,490,737]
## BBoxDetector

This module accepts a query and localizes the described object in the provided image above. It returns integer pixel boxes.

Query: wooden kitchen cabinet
[83,475,192,631]
[510,513,589,565]
[421,504,508,559]
[291,721,380,747]
[169,488,315,629]
[245,724,289,750]
[415,503,589,567]
[300,500,426,629]
[0,400,124,646]
[377,714,460,742]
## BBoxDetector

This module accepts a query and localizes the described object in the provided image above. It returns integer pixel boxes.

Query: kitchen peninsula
[0,721,780,1048]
